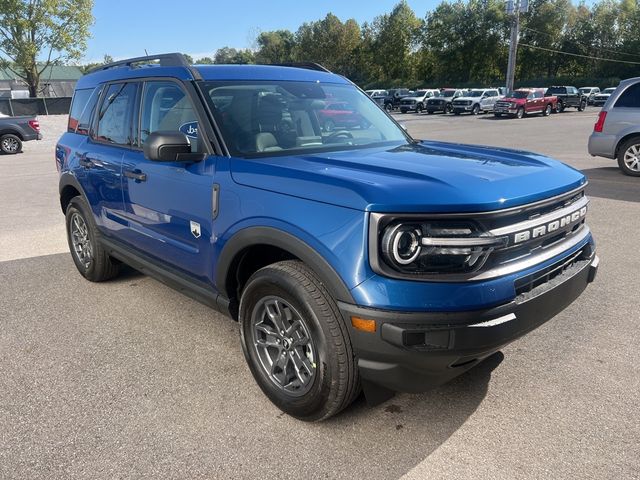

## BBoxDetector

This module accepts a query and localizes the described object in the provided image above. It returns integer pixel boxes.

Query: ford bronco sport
[57,54,598,421]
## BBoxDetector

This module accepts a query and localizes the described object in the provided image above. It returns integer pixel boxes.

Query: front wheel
[516,107,525,119]
[0,134,22,154]
[384,103,392,112]
[578,100,586,111]
[471,104,480,115]
[239,260,360,421]
[556,101,564,113]
[494,113,502,117]
[617,137,640,177]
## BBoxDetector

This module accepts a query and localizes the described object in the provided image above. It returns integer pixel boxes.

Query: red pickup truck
[493,89,558,119]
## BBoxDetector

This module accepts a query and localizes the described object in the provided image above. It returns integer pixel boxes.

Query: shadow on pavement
[582,166,640,203]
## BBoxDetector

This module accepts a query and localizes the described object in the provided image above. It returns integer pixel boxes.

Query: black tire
[543,104,552,116]
[616,137,640,177]
[471,104,480,115]
[239,260,360,421]
[427,110,434,114]
[65,196,120,282]
[454,111,460,116]
[556,101,564,113]
[516,107,525,119]
[0,133,22,154]
[384,103,392,112]
[578,100,586,111]
[494,113,502,117]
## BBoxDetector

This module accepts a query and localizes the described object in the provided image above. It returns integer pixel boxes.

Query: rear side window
[95,83,138,146]
[614,83,640,108]
[68,88,95,133]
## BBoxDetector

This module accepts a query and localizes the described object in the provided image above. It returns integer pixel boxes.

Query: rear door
[119,79,216,283]
[78,82,138,233]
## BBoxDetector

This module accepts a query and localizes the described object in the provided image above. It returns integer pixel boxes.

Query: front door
[119,80,216,284]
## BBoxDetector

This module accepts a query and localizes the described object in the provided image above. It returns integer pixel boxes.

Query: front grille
[515,244,592,298]
[401,100,415,105]
[495,101,512,109]
[453,100,471,106]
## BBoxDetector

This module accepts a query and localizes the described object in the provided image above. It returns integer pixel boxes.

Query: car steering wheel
[326,130,354,142]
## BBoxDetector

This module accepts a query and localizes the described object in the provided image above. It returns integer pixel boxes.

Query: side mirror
[143,131,195,162]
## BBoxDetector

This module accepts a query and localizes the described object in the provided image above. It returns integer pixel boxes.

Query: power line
[521,26,640,59]
[519,43,640,65]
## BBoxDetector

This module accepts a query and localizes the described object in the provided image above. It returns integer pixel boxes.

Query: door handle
[123,169,147,182]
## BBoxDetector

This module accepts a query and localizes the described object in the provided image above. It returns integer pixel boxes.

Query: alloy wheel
[70,212,93,269]
[1,136,19,153]
[623,144,640,172]
[250,296,317,397]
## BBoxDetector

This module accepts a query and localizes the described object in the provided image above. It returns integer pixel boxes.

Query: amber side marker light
[351,316,377,333]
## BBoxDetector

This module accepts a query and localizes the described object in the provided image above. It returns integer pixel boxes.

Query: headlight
[378,220,507,275]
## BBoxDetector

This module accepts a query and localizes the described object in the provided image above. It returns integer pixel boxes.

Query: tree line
[186,0,640,89]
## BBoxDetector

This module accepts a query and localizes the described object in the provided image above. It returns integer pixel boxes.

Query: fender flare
[58,173,89,213]
[215,226,355,304]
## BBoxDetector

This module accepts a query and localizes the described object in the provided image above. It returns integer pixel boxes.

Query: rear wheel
[543,104,552,116]
[384,103,392,112]
[578,100,586,111]
[556,101,564,113]
[427,110,434,114]
[0,134,22,154]
[617,137,640,177]
[65,197,120,281]
[239,260,360,421]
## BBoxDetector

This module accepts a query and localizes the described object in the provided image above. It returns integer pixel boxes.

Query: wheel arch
[59,173,88,213]
[0,128,23,140]
[216,227,355,315]
[615,131,640,158]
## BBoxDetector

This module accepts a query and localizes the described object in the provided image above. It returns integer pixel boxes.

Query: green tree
[213,46,255,64]
[294,14,361,77]
[254,30,295,64]
[81,53,113,73]
[0,0,94,97]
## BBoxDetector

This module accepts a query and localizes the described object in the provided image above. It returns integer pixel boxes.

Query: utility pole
[505,0,528,94]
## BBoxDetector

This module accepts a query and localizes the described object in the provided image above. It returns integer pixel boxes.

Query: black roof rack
[269,62,332,73]
[87,52,203,80]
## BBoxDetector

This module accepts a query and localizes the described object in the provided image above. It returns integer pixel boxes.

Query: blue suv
[57,54,598,421]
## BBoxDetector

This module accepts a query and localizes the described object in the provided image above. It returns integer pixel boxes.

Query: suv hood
[454,96,481,102]
[230,141,586,213]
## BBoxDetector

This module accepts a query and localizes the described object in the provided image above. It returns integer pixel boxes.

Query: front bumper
[339,251,598,394]
[452,105,473,113]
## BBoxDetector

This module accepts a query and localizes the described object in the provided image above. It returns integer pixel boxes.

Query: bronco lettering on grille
[513,206,587,244]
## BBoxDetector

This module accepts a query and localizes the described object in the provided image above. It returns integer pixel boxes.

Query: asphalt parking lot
[1,110,638,479]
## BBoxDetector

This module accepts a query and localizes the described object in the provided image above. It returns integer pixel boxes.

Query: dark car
[546,86,587,112]
[56,53,598,421]
[0,115,42,154]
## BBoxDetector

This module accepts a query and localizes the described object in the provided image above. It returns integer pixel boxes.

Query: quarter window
[96,83,138,146]
[140,81,199,152]
[614,83,640,108]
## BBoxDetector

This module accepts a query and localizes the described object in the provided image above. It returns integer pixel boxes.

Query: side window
[140,81,199,152]
[96,83,137,146]
[533,91,543,99]
[76,86,102,135]
[68,88,93,133]
[614,83,640,108]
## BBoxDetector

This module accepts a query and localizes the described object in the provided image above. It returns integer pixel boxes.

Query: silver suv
[588,78,640,176]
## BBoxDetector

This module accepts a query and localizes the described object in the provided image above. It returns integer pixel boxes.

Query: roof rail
[269,62,332,73]
[87,52,203,80]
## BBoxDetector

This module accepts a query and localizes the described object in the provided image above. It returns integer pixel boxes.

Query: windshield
[200,80,410,157]
[604,88,616,94]
[511,91,529,99]
[441,90,456,97]
[414,90,428,97]
[466,91,483,97]
[579,88,590,94]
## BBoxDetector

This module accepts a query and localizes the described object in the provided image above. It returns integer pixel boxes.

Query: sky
[84,0,433,62]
